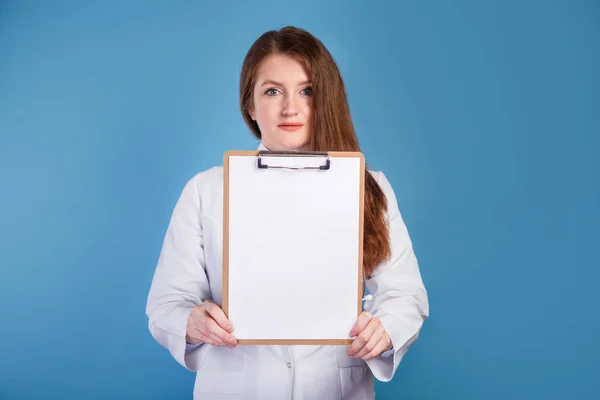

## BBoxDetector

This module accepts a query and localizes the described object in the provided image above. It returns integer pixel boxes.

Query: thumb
[349,312,372,337]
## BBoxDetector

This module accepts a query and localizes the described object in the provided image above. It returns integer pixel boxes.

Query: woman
[146,26,429,399]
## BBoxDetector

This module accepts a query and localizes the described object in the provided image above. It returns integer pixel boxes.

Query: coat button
[286,362,292,368]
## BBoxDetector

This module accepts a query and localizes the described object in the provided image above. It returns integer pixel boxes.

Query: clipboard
[222,150,365,345]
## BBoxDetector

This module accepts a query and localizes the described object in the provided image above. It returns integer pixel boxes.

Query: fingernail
[229,338,235,344]
[226,325,232,332]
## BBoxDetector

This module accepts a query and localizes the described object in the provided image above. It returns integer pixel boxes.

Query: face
[249,54,312,151]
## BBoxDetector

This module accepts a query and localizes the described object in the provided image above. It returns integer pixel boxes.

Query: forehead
[255,54,309,84]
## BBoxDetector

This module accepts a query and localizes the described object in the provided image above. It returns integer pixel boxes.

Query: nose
[281,93,298,117]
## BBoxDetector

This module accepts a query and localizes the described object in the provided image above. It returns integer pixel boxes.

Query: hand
[186,300,238,348]
[346,311,392,360]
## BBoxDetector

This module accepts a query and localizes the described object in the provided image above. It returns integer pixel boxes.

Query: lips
[278,123,304,132]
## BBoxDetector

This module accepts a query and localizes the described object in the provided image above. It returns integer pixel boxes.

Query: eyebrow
[260,80,312,87]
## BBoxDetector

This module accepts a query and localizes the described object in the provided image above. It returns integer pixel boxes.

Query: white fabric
[146,143,429,399]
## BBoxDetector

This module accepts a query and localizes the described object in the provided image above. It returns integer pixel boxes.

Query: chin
[285,142,310,151]
[275,136,310,151]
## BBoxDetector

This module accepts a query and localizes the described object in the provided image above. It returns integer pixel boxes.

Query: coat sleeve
[364,171,429,382]
[146,174,212,371]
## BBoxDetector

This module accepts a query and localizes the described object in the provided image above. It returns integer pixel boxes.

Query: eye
[265,88,280,96]
[301,87,313,96]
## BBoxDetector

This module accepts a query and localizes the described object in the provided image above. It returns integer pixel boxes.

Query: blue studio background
[1,1,599,399]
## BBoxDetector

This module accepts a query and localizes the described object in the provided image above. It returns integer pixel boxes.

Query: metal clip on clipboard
[257,150,331,170]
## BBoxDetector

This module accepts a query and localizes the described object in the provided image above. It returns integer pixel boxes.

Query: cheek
[255,100,278,123]
[303,99,313,117]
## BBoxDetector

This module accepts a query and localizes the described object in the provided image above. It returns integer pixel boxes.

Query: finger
[347,318,379,357]
[187,306,207,342]
[354,325,384,359]
[349,312,372,337]
[205,318,237,347]
[185,333,202,345]
[362,339,389,361]
[354,333,380,360]
[188,327,221,346]
[208,331,227,347]
[204,302,233,333]
[189,305,206,321]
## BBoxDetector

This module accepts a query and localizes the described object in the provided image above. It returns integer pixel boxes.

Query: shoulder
[189,166,223,184]
[173,166,223,206]
[184,166,224,192]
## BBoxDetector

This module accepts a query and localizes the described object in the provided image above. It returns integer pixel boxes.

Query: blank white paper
[227,154,362,340]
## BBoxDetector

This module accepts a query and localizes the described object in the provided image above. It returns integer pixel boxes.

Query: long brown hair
[239,26,391,277]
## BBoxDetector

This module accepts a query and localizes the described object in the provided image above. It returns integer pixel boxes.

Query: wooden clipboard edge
[357,152,365,319]
[222,150,366,342]
[222,151,229,317]
[238,339,353,345]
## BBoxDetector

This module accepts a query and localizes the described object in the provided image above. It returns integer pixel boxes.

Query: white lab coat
[146,144,429,399]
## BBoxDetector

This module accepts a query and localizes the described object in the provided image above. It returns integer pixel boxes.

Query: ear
[248,107,256,121]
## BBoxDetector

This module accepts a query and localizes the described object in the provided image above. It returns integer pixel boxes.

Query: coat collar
[257,142,269,151]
